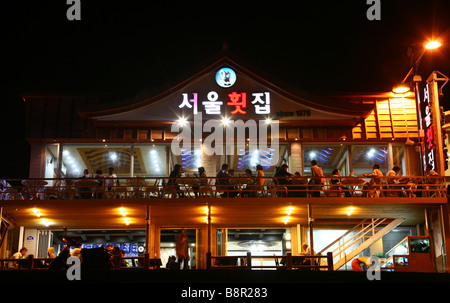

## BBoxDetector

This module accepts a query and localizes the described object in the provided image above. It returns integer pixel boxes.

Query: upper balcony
[1,176,447,231]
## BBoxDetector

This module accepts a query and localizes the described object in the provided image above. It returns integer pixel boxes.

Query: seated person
[273,164,292,196]
[193,166,207,198]
[288,172,307,197]
[241,169,257,197]
[216,164,237,198]
[386,166,406,197]
[330,169,351,197]
[362,163,384,197]
[167,164,185,198]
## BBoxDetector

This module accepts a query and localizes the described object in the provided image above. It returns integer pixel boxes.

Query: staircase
[318,218,405,271]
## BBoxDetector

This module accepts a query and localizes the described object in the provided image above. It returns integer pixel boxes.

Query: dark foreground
[1,269,449,300]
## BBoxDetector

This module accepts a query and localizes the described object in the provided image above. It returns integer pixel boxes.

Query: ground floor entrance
[4,223,433,271]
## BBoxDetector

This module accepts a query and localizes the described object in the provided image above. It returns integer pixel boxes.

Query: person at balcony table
[168,164,185,198]
[105,167,118,190]
[426,164,439,183]
[273,164,292,197]
[309,160,324,197]
[93,169,105,199]
[81,168,91,178]
[274,164,292,184]
[426,164,440,197]
[254,164,266,196]
[77,168,93,199]
[362,163,384,197]
[216,163,232,198]
[289,172,307,197]
[386,166,406,197]
[331,169,351,197]
[226,169,239,198]
[241,169,257,197]
[193,166,207,198]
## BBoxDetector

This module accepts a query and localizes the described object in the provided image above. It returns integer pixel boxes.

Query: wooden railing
[1,175,446,200]
[0,255,162,271]
[207,252,334,271]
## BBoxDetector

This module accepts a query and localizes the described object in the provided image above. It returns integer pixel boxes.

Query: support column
[130,143,134,177]
[56,143,63,178]
[308,204,314,255]
[388,143,394,170]
[439,205,450,272]
[144,205,150,268]
[289,142,302,174]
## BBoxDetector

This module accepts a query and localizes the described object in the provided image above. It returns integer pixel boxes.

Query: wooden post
[326,252,333,271]
[286,252,292,270]
[246,251,252,270]
[144,204,150,269]
[308,204,314,257]
[206,252,211,269]
[207,203,211,254]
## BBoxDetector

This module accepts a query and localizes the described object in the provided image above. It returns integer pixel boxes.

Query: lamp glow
[392,84,410,94]
[221,117,230,126]
[425,41,442,50]
[347,207,354,216]
[176,117,188,127]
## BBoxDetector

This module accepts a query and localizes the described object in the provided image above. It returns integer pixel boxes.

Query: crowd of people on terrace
[0,161,445,200]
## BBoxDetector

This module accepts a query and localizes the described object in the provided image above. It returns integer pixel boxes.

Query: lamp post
[392,40,443,176]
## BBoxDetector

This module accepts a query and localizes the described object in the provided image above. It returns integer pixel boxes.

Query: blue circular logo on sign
[216,67,236,88]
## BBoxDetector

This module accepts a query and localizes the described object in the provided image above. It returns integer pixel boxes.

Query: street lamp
[392,40,442,94]
[392,40,442,176]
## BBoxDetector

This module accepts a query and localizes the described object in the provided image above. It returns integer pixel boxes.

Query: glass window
[350,144,389,176]
[44,144,59,185]
[303,144,349,176]
[134,144,167,177]
[62,144,132,177]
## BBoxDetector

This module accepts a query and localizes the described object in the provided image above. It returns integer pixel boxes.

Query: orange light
[347,207,355,216]
[287,206,293,216]
[392,84,410,94]
[425,41,442,50]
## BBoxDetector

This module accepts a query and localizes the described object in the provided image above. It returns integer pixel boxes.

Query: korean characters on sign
[179,91,271,116]
[422,84,436,171]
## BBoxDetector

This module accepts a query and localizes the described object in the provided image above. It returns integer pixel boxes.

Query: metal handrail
[318,218,390,263]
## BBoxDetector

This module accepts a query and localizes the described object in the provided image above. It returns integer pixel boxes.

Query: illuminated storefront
[2,52,449,272]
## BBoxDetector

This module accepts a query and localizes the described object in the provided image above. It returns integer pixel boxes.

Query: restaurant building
[1,51,449,273]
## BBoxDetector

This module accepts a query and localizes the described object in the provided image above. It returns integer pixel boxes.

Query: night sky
[2,0,450,179]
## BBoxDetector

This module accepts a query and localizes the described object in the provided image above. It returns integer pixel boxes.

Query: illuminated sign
[179,91,271,116]
[215,67,236,88]
[421,84,436,171]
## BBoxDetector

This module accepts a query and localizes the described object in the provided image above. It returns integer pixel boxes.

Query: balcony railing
[0,175,446,201]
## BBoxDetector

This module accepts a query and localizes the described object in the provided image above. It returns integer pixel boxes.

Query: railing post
[286,252,292,270]
[246,252,252,270]
[29,255,34,270]
[206,252,211,269]
[326,252,333,271]
[144,253,149,269]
